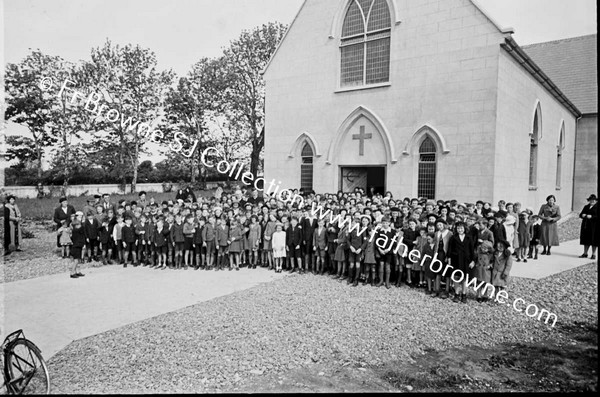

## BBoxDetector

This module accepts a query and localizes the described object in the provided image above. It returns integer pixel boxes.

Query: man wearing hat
[578,194,598,260]
[83,197,96,217]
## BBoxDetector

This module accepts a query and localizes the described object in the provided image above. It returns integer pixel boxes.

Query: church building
[263,0,582,210]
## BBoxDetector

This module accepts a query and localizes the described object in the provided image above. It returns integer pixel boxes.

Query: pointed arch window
[340,0,391,87]
[418,137,437,199]
[556,124,565,190]
[301,143,314,191]
[529,106,541,188]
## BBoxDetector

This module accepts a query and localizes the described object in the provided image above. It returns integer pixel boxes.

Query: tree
[217,22,288,176]
[162,58,222,183]
[5,135,39,164]
[4,50,61,179]
[47,61,97,195]
[83,40,175,192]
[137,160,154,182]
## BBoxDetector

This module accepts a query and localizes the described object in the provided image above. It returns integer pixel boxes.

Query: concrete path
[510,239,596,279]
[1,265,287,359]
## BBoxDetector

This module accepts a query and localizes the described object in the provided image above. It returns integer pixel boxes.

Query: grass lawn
[9,190,215,221]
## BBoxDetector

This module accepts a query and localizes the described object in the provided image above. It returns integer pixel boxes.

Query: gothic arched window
[529,105,541,188]
[301,143,314,191]
[340,0,391,87]
[418,137,437,199]
[556,124,565,189]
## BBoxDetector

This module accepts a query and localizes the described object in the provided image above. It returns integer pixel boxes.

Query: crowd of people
[42,185,597,304]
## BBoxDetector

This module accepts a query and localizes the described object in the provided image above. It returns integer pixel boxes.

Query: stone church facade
[263,0,581,210]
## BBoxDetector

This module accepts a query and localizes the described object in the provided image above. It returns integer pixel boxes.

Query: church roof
[522,34,597,115]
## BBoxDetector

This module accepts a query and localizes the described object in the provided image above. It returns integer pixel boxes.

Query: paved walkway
[1,266,287,359]
[510,239,595,279]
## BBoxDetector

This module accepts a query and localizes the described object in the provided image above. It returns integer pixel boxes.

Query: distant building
[523,34,597,210]
[264,0,583,210]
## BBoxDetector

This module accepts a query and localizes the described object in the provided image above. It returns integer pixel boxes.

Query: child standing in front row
[203,215,216,270]
[215,217,229,271]
[516,211,530,262]
[271,223,286,273]
[70,220,86,278]
[414,227,428,287]
[527,215,541,260]
[183,214,196,269]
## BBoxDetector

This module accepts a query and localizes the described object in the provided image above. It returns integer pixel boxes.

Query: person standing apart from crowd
[538,195,561,255]
[70,220,86,278]
[579,194,598,260]
[4,195,22,255]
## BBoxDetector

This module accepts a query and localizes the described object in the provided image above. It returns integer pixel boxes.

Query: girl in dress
[228,217,244,271]
[271,223,286,273]
[247,215,262,269]
[492,239,513,293]
[58,220,72,258]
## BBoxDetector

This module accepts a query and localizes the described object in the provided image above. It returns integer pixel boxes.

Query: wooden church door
[341,167,368,192]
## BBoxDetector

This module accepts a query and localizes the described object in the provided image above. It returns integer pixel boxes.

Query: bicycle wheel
[5,338,50,395]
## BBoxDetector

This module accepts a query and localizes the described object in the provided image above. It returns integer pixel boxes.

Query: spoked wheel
[5,339,50,395]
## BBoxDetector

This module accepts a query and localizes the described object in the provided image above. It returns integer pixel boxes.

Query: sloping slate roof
[523,34,597,114]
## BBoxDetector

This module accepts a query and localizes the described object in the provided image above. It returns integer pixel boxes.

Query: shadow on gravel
[377,321,598,393]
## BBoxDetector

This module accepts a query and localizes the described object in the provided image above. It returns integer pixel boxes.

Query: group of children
[56,188,543,303]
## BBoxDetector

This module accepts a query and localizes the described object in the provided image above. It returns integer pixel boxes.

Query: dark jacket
[71,226,86,248]
[121,224,136,244]
[301,218,317,246]
[83,218,100,240]
[448,233,475,274]
[286,225,303,247]
[170,222,185,243]
[154,225,170,247]
[53,205,76,227]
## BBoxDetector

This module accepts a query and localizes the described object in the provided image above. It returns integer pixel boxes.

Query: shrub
[22,228,35,239]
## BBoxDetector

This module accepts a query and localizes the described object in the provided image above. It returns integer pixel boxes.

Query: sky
[3,0,597,164]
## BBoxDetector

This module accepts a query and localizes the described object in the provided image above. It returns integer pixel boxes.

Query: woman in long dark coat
[538,195,561,255]
[4,195,22,255]
[579,194,598,260]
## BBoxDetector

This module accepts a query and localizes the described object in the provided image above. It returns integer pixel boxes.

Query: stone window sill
[335,82,391,94]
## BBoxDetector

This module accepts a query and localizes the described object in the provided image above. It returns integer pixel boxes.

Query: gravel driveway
[47,262,597,393]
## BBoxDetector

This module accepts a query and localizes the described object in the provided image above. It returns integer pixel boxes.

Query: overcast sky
[3,0,597,164]
[4,0,597,76]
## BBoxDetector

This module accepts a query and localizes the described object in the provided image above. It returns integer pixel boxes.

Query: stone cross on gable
[352,126,372,156]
